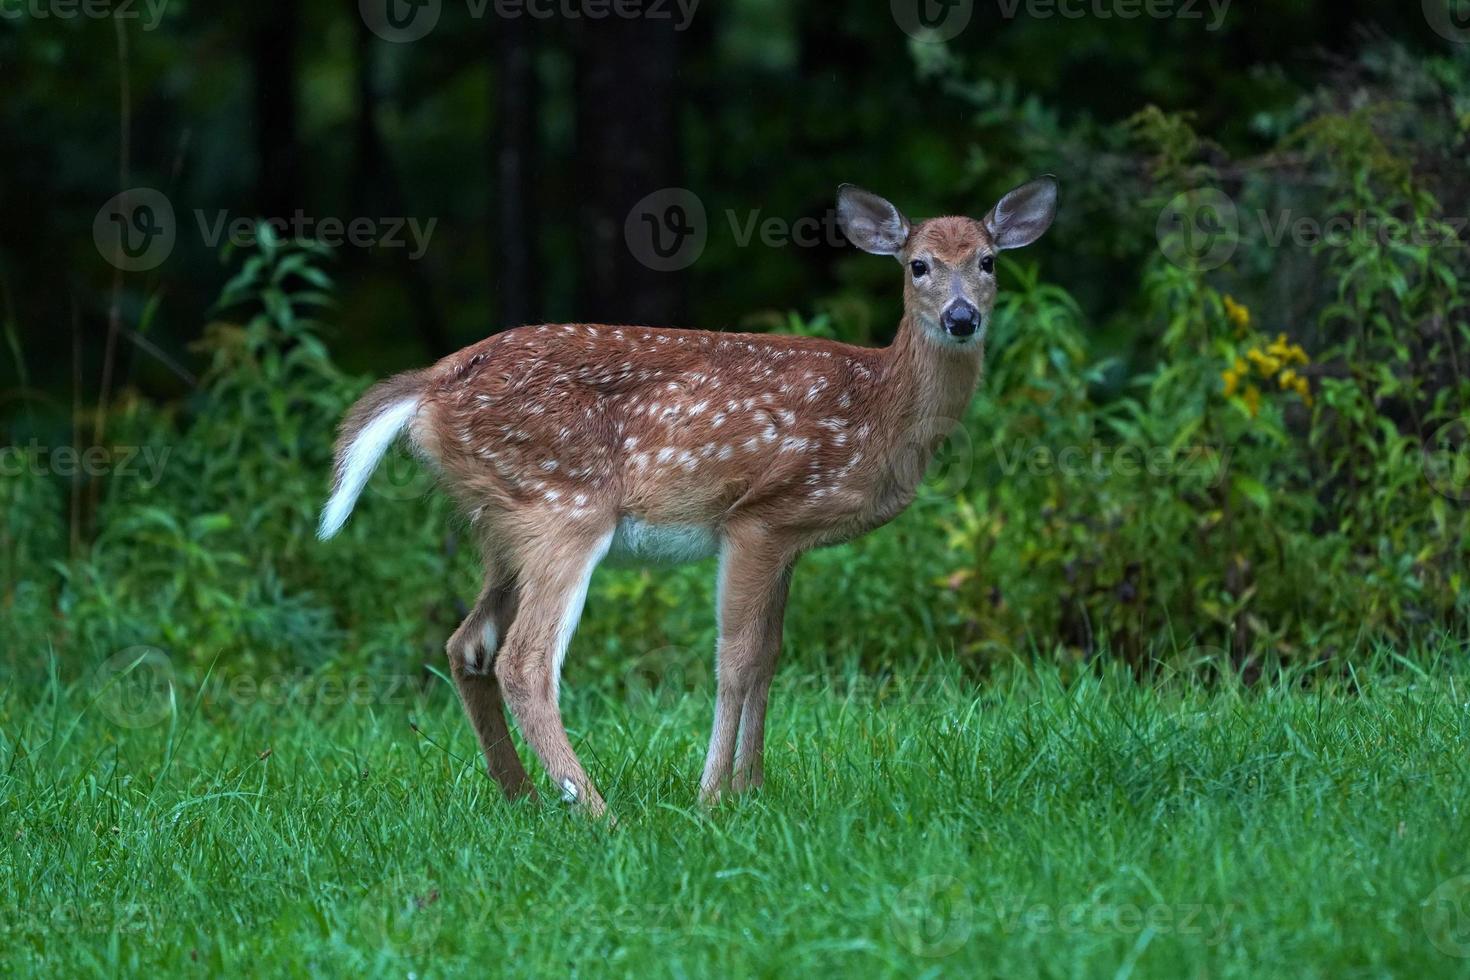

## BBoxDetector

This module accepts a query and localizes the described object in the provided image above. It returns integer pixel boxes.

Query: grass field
[3,653,1469,978]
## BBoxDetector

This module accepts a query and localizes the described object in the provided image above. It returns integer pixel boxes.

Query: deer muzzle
[940,300,981,339]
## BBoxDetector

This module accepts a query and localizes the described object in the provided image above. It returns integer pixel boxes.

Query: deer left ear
[837,184,912,256]
[984,176,1058,251]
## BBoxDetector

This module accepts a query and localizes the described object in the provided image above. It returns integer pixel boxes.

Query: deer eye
[910,260,929,279]
[980,255,995,274]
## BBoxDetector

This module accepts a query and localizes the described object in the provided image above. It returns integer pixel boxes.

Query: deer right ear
[837,185,911,256]
[984,176,1058,251]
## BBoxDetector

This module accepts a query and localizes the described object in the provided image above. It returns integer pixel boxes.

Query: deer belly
[605,517,721,567]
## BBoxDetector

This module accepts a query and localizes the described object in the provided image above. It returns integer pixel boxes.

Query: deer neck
[881,312,985,443]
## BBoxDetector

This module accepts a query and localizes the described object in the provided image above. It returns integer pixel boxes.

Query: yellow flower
[1279,368,1298,390]
[1223,369,1239,396]
[1265,333,1310,366]
[1294,376,1313,406]
[1223,295,1252,335]
[1243,384,1261,418]
[1246,348,1283,377]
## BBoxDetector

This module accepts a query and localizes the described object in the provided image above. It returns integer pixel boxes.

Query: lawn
[3,654,1468,977]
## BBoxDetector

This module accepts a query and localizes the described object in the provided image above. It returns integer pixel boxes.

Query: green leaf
[1232,474,1271,511]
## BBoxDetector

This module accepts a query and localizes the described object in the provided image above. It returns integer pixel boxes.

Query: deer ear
[984,176,1058,251]
[837,185,912,256]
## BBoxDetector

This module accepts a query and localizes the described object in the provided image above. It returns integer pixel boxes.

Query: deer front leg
[447,568,535,801]
[700,532,795,805]
[494,528,614,817]
[731,563,793,794]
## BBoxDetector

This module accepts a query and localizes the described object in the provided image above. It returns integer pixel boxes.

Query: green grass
[3,655,1469,978]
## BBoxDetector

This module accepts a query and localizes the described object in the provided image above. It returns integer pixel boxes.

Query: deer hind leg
[448,569,535,800]
[494,527,614,817]
[700,531,794,805]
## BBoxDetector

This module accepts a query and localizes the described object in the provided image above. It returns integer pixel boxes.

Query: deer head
[836,176,1058,345]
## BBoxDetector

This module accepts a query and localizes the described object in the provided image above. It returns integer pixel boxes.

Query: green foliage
[4,45,1469,685]
[926,44,1470,669]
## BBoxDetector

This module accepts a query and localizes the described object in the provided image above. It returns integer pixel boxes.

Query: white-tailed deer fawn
[319,178,1057,815]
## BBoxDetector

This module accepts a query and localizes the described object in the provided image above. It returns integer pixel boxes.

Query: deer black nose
[941,301,980,338]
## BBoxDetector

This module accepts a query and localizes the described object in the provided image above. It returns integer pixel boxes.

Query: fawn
[319,178,1058,815]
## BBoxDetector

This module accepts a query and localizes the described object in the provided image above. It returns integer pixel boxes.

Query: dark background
[0,0,1451,395]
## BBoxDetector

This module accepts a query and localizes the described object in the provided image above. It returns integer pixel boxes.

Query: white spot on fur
[779,436,809,453]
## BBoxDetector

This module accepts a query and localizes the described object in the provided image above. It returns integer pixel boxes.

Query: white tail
[318,394,422,540]
[322,178,1058,817]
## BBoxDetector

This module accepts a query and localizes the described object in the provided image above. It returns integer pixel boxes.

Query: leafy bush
[3,43,1467,689]
[933,42,1470,670]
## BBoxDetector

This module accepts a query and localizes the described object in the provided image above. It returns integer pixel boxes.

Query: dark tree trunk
[495,16,540,328]
[250,0,302,219]
[350,9,388,218]
[574,19,683,327]
[346,2,450,355]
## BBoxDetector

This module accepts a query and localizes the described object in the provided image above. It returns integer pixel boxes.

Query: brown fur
[401,309,985,813]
